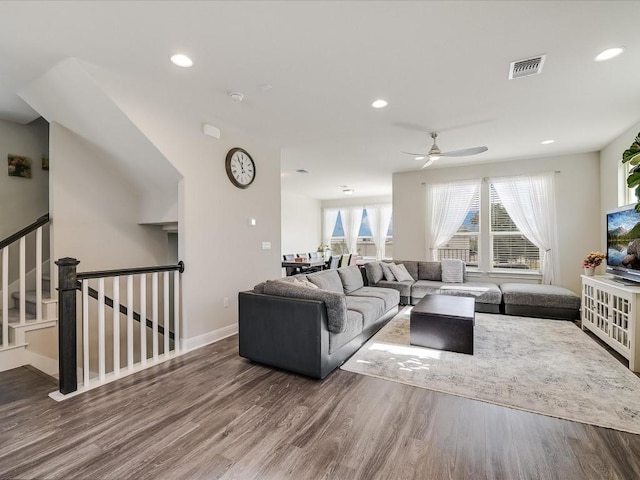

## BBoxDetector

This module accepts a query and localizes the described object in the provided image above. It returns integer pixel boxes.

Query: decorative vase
[584,266,595,276]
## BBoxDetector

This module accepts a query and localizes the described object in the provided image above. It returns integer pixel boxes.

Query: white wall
[393,153,600,294]
[86,70,282,347]
[49,123,170,271]
[281,192,321,257]
[0,117,49,240]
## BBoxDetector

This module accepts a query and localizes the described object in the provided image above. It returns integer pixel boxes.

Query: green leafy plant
[623,132,640,212]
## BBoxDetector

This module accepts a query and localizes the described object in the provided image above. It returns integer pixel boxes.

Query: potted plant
[622,132,640,211]
[582,251,606,276]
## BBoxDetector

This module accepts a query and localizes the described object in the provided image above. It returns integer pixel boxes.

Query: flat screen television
[606,204,640,284]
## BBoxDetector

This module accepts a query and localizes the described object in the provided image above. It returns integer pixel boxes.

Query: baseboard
[182,323,238,352]
[25,350,58,377]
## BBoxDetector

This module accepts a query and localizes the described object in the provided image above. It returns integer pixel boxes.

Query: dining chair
[308,252,320,260]
[339,254,352,268]
[328,255,341,269]
[283,254,295,261]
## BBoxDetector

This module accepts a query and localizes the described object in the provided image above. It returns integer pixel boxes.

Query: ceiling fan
[403,132,488,168]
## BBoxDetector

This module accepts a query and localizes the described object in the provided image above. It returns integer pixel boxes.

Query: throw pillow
[389,263,414,282]
[307,270,344,293]
[364,262,384,285]
[292,276,319,289]
[380,262,396,281]
[441,258,464,283]
[337,265,364,294]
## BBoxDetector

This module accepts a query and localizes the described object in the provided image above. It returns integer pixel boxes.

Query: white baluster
[174,270,180,353]
[36,226,42,320]
[19,237,25,324]
[140,274,147,366]
[152,272,158,360]
[113,276,120,376]
[127,275,133,370]
[83,280,89,387]
[163,272,169,355]
[98,278,105,381]
[2,247,8,348]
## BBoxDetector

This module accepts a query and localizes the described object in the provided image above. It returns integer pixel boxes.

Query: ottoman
[500,283,580,320]
[410,295,475,354]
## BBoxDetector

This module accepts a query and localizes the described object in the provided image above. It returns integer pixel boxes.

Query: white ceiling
[1,1,639,200]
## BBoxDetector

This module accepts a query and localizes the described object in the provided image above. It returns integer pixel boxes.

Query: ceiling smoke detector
[508,54,547,79]
[229,91,244,102]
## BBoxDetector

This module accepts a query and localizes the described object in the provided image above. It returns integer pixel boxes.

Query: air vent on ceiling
[508,54,546,79]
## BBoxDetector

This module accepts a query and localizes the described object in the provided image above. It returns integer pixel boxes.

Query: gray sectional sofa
[364,260,502,313]
[238,266,400,379]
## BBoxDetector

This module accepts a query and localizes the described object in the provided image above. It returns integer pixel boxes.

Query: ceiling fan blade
[441,146,488,157]
[402,151,429,157]
[421,158,437,169]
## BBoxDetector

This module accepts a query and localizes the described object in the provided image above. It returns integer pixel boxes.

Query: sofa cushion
[380,262,396,281]
[500,283,580,309]
[345,296,386,329]
[440,281,502,305]
[389,263,413,282]
[307,270,344,293]
[364,261,384,284]
[329,310,363,354]
[410,280,444,300]
[374,279,413,299]
[418,262,442,281]
[348,286,400,311]
[388,260,418,280]
[441,259,464,283]
[262,279,348,333]
[337,265,364,294]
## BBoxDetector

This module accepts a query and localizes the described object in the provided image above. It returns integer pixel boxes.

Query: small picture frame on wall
[8,154,32,178]
[42,154,49,170]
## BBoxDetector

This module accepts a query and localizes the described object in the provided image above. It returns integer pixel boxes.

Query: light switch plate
[262,242,271,250]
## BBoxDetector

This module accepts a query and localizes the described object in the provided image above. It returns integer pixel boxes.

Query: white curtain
[491,172,559,284]
[366,204,393,260]
[426,180,480,260]
[340,207,364,255]
[322,208,339,249]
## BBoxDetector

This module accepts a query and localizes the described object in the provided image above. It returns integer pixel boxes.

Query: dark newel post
[56,257,80,395]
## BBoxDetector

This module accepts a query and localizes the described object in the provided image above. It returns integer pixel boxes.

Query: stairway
[0,275,58,374]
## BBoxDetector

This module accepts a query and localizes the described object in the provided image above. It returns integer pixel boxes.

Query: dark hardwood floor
[1,335,640,480]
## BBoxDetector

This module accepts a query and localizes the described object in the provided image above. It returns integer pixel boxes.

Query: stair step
[11,290,52,303]
[5,308,36,323]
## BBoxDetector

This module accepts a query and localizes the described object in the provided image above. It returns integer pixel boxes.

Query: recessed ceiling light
[595,47,625,62]
[541,139,555,145]
[414,156,425,161]
[371,99,388,109]
[170,54,193,68]
[343,188,355,195]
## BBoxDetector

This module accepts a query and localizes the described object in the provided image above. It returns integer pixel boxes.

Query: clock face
[225,148,255,189]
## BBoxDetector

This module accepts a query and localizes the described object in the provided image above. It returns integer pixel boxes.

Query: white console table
[581,275,640,372]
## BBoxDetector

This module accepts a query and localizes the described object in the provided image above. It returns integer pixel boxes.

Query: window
[430,178,549,274]
[437,190,479,267]
[490,185,541,270]
[328,207,393,258]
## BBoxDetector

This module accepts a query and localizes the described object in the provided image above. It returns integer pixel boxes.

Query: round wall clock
[225,147,256,189]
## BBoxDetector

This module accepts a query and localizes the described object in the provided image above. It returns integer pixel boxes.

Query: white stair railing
[0,214,51,350]
[51,259,184,400]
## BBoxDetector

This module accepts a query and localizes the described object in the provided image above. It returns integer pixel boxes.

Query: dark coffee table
[410,295,475,354]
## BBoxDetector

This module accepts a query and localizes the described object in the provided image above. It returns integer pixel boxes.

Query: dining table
[281,259,326,276]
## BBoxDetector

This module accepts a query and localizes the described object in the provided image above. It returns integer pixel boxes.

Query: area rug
[341,307,640,434]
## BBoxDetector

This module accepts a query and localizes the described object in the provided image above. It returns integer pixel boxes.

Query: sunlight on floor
[355,341,443,372]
